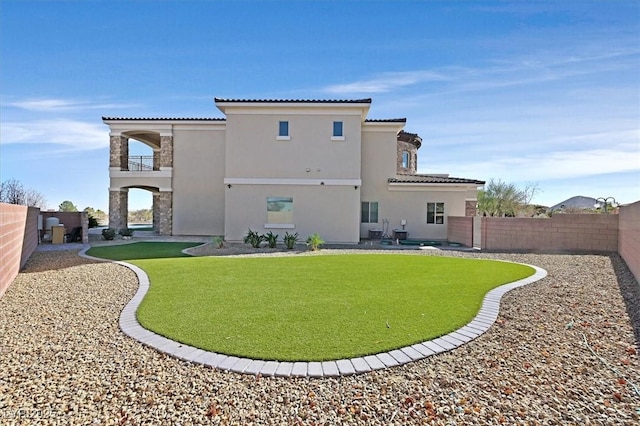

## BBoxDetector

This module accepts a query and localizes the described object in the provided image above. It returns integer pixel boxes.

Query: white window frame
[361,201,379,223]
[277,121,290,140]
[426,202,445,225]
[331,121,345,141]
[402,151,410,168]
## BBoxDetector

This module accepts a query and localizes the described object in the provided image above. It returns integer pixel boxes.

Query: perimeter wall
[0,203,40,298]
[619,201,640,283]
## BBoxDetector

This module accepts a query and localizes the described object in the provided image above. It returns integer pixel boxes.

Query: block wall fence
[618,201,640,283]
[0,203,39,298]
[447,202,640,284]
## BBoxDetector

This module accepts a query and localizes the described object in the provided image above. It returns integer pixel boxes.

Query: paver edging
[78,247,547,378]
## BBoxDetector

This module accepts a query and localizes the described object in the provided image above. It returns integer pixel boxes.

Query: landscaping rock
[1,249,638,424]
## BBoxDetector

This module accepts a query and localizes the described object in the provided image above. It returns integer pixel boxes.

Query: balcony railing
[127,156,154,171]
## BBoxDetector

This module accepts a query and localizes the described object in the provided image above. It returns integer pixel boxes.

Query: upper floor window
[331,121,344,140]
[361,201,379,223]
[277,121,290,140]
[427,202,445,224]
[402,151,410,168]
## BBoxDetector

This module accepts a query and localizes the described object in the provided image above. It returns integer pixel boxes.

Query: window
[267,197,293,224]
[361,201,379,223]
[332,121,344,140]
[427,202,445,224]
[402,151,410,168]
[277,121,290,140]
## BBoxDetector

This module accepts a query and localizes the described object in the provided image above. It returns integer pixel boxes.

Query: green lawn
[89,243,535,361]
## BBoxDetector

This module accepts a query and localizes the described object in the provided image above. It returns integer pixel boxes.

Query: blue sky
[1,0,638,211]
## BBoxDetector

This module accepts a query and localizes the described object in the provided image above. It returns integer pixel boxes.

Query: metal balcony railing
[127,156,154,171]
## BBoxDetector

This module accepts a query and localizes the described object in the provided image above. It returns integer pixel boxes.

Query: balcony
[127,155,154,171]
[110,155,172,191]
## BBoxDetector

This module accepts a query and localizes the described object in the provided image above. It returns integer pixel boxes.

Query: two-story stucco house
[104,98,484,243]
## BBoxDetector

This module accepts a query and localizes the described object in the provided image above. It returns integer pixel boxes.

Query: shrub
[306,233,324,251]
[119,228,135,237]
[212,236,224,248]
[102,228,117,240]
[265,231,278,248]
[283,232,299,249]
[243,229,265,248]
[88,214,100,228]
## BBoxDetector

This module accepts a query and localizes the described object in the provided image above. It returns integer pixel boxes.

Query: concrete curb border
[79,247,547,377]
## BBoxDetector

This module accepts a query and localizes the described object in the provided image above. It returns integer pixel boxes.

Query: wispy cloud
[323,71,449,95]
[0,119,108,150]
[7,98,139,112]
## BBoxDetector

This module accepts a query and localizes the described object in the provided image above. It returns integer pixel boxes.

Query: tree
[84,206,107,227]
[59,200,79,212]
[477,179,539,217]
[0,178,47,208]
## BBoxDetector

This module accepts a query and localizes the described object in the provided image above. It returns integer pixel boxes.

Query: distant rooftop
[102,117,225,121]
[214,98,372,104]
[389,175,485,185]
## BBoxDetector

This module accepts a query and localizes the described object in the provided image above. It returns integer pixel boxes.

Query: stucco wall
[172,126,226,235]
[447,216,473,247]
[0,204,39,299]
[481,214,618,252]
[224,184,360,243]
[224,112,362,180]
[619,201,640,283]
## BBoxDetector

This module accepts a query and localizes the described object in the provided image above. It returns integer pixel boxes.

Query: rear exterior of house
[104,98,483,243]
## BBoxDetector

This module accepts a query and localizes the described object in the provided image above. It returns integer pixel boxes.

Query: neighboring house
[104,98,484,243]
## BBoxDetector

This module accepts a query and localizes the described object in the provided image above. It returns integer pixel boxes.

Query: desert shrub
[306,233,324,251]
[283,232,299,249]
[243,229,265,248]
[265,231,278,248]
[102,228,117,240]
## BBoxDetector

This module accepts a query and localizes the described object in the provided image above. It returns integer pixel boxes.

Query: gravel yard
[1,246,639,425]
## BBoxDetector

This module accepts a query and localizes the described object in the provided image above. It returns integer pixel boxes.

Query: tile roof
[102,117,225,121]
[388,175,485,185]
[214,98,372,104]
[365,118,407,123]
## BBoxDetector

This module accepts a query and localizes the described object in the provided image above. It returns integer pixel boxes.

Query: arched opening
[127,188,154,230]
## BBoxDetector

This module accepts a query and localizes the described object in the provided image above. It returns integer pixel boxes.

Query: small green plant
[102,228,116,240]
[212,236,224,248]
[88,214,100,228]
[306,233,324,251]
[119,228,135,237]
[283,232,299,249]
[264,231,278,248]
[243,228,265,248]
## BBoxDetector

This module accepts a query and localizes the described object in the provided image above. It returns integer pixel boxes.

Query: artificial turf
[100,250,535,361]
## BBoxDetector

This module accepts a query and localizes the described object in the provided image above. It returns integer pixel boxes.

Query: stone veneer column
[160,135,173,168]
[109,189,129,231]
[156,192,172,236]
[153,149,161,171]
[152,192,160,232]
[109,135,129,169]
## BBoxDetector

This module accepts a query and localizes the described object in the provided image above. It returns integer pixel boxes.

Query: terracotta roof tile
[214,98,372,104]
[365,118,407,123]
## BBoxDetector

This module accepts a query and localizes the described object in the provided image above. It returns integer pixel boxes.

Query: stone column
[153,149,161,171]
[160,135,173,168]
[156,191,172,236]
[152,192,160,233]
[109,189,129,231]
[109,135,129,169]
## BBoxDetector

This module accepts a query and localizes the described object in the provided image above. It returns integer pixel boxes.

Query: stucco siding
[360,187,470,240]
[225,113,362,179]
[224,184,360,243]
[172,128,226,235]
